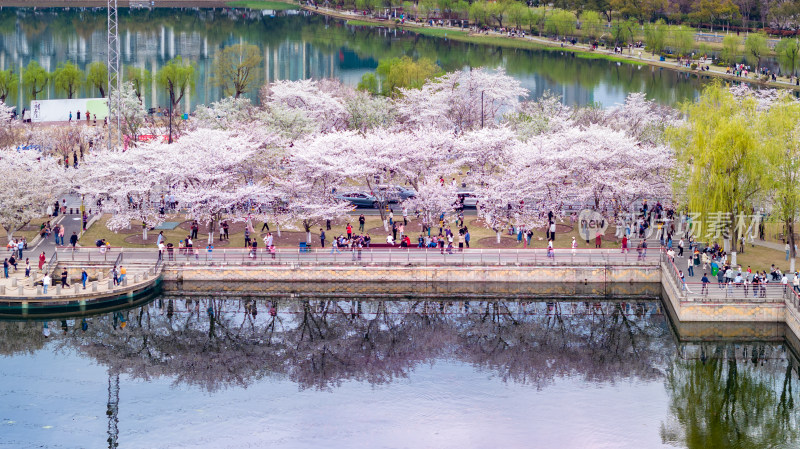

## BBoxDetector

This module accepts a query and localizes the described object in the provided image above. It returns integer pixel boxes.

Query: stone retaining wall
[162,264,662,285]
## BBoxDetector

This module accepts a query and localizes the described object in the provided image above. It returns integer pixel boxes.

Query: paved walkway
[0,262,154,299]
[29,194,86,260]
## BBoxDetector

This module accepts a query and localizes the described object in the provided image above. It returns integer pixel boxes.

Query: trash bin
[711,263,719,276]
[298,242,308,253]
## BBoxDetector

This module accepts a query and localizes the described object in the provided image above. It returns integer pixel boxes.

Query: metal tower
[107,0,121,150]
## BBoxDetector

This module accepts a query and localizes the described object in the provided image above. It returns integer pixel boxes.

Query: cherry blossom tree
[403,175,458,234]
[397,68,527,134]
[0,149,61,241]
[78,144,168,240]
[192,96,254,131]
[535,124,673,213]
[164,129,271,244]
[110,81,147,146]
[261,79,349,133]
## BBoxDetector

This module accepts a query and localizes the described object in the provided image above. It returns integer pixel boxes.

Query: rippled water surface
[1,297,799,448]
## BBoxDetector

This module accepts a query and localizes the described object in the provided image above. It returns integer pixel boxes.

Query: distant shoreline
[307,5,800,92]
[0,1,229,7]
[7,0,800,92]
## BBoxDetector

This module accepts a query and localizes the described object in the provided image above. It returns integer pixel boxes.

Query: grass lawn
[226,1,300,10]
[732,244,792,274]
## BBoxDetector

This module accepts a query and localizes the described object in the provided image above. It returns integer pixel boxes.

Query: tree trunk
[496,230,501,244]
[142,225,148,241]
[276,223,281,237]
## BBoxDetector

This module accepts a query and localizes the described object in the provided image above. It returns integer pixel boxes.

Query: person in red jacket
[346,223,352,239]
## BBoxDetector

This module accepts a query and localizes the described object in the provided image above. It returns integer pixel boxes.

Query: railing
[58,245,124,263]
[113,251,123,269]
[45,251,58,275]
[152,256,163,276]
[662,251,792,302]
[51,246,664,266]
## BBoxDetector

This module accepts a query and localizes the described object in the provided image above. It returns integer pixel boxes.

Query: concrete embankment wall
[162,264,662,285]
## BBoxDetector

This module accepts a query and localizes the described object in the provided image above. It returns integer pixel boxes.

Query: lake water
[0,7,716,113]
[1,296,799,448]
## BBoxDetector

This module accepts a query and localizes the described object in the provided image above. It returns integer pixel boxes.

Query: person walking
[81,268,88,289]
[16,239,22,259]
[38,251,46,271]
[330,238,341,254]
[701,273,709,295]
[687,257,694,277]
[69,232,78,249]
[320,229,326,248]
[25,258,30,278]
[464,230,470,249]
[118,265,127,284]
[60,269,70,288]
[58,226,65,247]
[3,258,8,278]
[621,235,628,253]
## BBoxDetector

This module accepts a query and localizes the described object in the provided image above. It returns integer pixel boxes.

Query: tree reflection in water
[661,343,800,449]
[3,297,800,448]
[3,298,672,391]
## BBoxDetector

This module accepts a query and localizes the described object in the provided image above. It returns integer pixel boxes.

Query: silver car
[375,185,417,203]
[457,189,478,208]
[336,192,380,208]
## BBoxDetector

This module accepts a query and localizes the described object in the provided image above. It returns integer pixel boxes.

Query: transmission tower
[107,0,121,150]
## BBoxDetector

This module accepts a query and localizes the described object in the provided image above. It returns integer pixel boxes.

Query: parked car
[374,185,417,203]
[457,189,478,208]
[336,192,380,208]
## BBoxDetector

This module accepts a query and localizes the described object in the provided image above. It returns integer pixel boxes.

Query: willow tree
[211,43,262,99]
[669,83,767,252]
[745,33,768,73]
[22,61,49,100]
[580,10,603,42]
[644,19,667,55]
[721,35,741,65]
[776,38,800,78]
[156,56,195,144]
[86,61,108,97]
[124,66,151,102]
[0,68,17,103]
[761,99,800,265]
[53,61,83,99]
